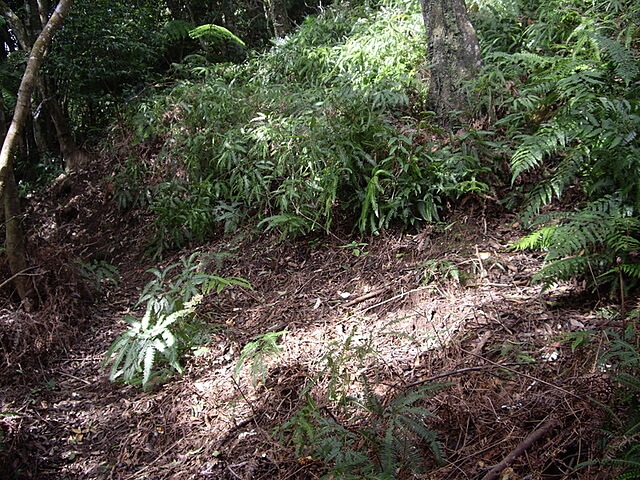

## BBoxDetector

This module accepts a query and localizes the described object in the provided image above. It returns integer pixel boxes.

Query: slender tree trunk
[264,0,291,38]
[222,0,236,32]
[0,1,31,50]
[420,0,481,120]
[0,0,73,306]
[0,92,5,137]
[4,168,34,308]
[38,77,87,172]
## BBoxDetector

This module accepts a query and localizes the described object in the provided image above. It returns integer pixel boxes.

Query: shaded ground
[0,158,623,479]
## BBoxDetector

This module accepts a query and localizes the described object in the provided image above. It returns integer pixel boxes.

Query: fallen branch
[342,287,387,308]
[481,417,559,480]
[0,266,39,290]
[405,362,529,388]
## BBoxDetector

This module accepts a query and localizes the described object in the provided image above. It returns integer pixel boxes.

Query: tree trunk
[0,0,73,306]
[4,168,34,309]
[265,0,291,38]
[222,0,237,32]
[0,1,31,50]
[420,0,481,120]
[38,77,87,172]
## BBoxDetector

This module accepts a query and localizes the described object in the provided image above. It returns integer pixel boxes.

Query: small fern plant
[280,382,447,478]
[104,294,201,390]
[513,196,640,293]
[103,252,250,390]
[234,330,287,386]
[575,316,640,479]
[278,324,447,478]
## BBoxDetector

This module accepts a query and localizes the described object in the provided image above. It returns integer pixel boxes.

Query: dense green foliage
[123,0,491,256]
[470,0,640,291]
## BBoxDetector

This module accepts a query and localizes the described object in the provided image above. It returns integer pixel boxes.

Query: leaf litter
[0,157,622,479]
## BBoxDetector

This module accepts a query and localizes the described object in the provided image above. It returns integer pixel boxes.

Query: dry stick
[404,362,530,389]
[346,286,432,313]
[480,417,559,480]
[0,266,38,290]
[342,287,388,308]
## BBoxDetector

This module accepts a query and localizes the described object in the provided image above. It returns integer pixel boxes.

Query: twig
[350,286,432,313]
[405,362,529,389]
[0,266,39,290]
[342,287,387,308]
[480,417,559,480]
[58,371,92,385]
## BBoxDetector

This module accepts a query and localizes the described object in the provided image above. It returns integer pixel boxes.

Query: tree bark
[0,0,73,306]
[265,0,291,38]
[38,76,88,172]
[420,0,481,120]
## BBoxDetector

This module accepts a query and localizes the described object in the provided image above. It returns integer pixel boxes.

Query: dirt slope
[0,161,619,479]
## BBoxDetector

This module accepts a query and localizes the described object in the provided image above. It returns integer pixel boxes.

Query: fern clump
[513,197,640,292]
[277,326,447,477]
[103,252,250,390]
[472,0,640,292]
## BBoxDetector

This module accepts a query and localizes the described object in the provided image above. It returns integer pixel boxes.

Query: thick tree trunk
[0,0,73,306]
[420,0,481,119]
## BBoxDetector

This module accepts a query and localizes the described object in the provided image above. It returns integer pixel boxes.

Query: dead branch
[481,417,559,480]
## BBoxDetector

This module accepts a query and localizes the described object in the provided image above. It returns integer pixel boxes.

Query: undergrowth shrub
[124,0,493,256]
[472,0,640,292]
[103,252,250,390]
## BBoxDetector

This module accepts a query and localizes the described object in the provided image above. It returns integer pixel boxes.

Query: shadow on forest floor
[0,161,620,479]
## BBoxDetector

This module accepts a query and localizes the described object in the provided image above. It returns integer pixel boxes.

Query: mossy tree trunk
[0,0,74,307]
[420,0,481,120]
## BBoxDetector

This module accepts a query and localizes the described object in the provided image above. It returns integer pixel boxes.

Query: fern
[234,330,287,386]
[613,469,640,480]
[278,322,447,477]
[593,33,639,86]
[189,24,246,48]
[164,20,193,42]
[515,197,640,291]
[104,297,198,390]
[104,252,250,390]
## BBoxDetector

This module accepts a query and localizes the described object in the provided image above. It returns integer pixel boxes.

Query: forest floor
[0,157,625,479]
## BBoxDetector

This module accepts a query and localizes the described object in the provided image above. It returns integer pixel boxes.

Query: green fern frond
[533,255,593,287]
[613,469,640,480]
[512,225,557,251]
[143,345,156,388]
[621,264,640,279]
[593,33,639,86]
[164,20,194,42]
[511,124,573,182]
[189,24,246,48]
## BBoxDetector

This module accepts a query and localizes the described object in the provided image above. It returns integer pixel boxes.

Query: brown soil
[0,157,626,479]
